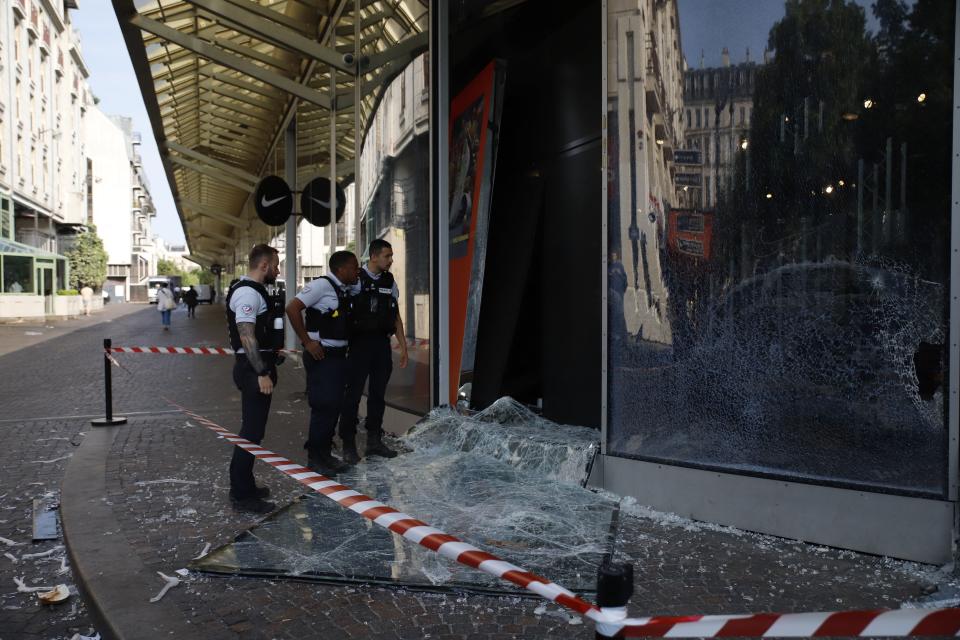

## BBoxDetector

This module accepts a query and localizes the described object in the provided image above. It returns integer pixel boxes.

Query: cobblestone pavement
[0,302,953,639]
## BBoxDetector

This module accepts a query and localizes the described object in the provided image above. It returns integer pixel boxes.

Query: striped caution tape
[164,400,960,637]
[109,346,300,355]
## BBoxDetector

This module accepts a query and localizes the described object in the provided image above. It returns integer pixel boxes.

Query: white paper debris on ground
[192,543,211,560]
[57,556,69,575]
[4,553,17,563]
[21,545,63,560]
[68,633,101,640]
[174,568,190,577]
[14,577,54,593]
[37,584,70,604]
[134,479,199,487]
[149,572,181,603]
[29,455,71,464]
[0,536,21,547]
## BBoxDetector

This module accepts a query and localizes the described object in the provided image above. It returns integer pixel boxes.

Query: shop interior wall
[454,0,602,428]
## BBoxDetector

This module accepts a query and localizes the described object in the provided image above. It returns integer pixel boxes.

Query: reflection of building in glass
[680,48,760,210]
[358,54,430,345]
[606,0,685,345]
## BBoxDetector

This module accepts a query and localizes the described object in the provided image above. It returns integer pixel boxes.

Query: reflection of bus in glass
[147,275,182,303]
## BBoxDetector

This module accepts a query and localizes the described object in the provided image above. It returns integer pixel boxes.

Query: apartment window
[740,106,745,124]
[400,71,407,121]
[686,109,691,128]
[0,197,12,240]
[704,107,710,126]
[695,109,701,128]
[86,158,93,225]
[705,176,712,206]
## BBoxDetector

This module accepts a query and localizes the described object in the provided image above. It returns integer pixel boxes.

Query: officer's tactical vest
[305,276,352,341]
[225,279,283,353]
[352,269,398,336]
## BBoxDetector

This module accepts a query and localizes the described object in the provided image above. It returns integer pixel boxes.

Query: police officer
[286,250,360,475]
[225,244,282,513]
[338,239,409,463]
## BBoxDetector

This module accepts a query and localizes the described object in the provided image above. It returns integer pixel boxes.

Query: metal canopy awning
[113,0,428,267]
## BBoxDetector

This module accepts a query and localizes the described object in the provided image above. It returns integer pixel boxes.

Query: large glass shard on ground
[192,399,605,595]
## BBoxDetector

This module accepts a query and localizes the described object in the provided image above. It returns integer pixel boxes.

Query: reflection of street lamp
[863,98,874,109]
[655,138,665,146]
[765,192,773,199]
[838,179,845,187]
[825,185,834,194]
[917,92,927,103]
[740,139,749,150]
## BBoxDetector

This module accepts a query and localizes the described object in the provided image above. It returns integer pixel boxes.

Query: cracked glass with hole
[605,0,954,496]
[193,399,606,594]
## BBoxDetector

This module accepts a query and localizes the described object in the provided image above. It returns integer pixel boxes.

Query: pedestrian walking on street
[80,285,94,316]
[183,286,199,318]
[155,282,176,331]
[338,239,409,463]
[225,244,282,513]
[285,250,360,475]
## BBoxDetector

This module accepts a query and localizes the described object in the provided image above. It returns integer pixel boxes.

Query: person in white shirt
[285,250,360,475]
[338,239,408,462]
[225,244,282,513]
[155,283,176,330]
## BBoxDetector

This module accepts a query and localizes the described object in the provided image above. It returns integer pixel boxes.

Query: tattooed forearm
[238,323,267,374]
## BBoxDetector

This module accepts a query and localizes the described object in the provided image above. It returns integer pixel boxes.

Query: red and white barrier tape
[109,346,300,355]
[162,401,960,637]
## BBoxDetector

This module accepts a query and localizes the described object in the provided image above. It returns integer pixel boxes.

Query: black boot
[365,431,398,458]
[308,447,351,475]
[341,440,361,465]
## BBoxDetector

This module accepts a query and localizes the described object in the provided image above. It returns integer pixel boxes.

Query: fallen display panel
[192,399,607,595]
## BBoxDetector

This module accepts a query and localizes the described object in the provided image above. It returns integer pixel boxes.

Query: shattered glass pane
[605,0,953,497]
[193,399,606,594]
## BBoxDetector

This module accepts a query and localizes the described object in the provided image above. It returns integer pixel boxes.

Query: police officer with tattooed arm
[225,244,283,513]
[285,251,360,475]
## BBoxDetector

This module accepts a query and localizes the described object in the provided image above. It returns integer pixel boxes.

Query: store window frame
[599,2,959,503]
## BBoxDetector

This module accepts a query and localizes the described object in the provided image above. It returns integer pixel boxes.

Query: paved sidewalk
[0,303,953,639]
[0,302,145,359]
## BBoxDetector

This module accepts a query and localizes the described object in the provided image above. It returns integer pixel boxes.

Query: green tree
[65,227,108,289]
[156,258,177,275]
[856,0,955,276]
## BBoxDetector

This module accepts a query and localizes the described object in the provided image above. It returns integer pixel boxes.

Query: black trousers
[303,348,348,455]
[338,333,393,442]
[229,356,277,498]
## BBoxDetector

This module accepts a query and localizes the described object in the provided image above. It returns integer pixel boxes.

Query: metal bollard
[595,561,634,639]
[91,338,127,426]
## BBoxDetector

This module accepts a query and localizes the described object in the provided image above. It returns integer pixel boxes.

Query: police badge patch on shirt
[378,288,393,295]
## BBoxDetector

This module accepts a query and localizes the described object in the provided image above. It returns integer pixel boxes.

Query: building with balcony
[680,48,760,209]
[0,0,88,318]
[606,0,685,345]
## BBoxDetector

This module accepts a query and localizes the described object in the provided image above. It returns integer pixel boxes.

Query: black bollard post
[595,561,634,639]
[91,338,127,426]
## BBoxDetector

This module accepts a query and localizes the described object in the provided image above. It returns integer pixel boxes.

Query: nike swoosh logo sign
[261,194,286,207]
[311,196,336,208]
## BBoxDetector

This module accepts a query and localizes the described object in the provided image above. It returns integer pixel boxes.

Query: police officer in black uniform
[286,250,360,474]
[338,239,409,463]
[225,244,282,513]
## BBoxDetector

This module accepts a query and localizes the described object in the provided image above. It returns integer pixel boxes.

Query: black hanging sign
[254,175,293,226]
[300,176,346,227]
